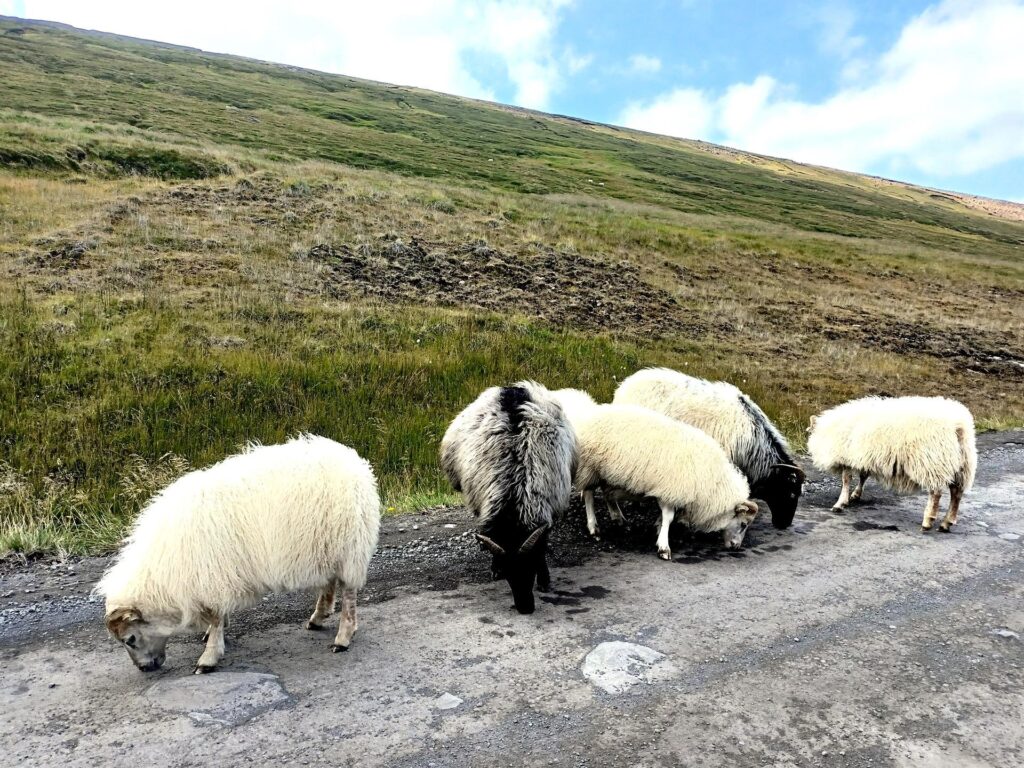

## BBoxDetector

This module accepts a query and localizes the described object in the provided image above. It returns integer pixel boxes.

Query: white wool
[613,368,792,483]
[573,404,750,532]
[808,396,977,492]
[97,434,380,628]
[551,388,599,431]
[440,380,576,528]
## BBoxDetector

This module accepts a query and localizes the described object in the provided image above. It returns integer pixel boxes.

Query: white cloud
[619,0,1024,182]
[627,54,662,74]
[619,87,714,139]
[814,4,866,60]
[1,0,577,110]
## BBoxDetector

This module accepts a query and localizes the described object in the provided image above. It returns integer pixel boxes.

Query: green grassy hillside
[2,16,1023,554]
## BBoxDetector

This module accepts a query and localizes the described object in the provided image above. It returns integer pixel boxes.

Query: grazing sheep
[613,368,805,529]
[574,404,760,560]
[97,435,380,674]
[440,381,576,614]
[807,396,977,532]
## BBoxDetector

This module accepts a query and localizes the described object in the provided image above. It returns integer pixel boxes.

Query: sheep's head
[722,501,760,549]
[752,464,806,530]
[105,607,171,672]
[476,524,549,615]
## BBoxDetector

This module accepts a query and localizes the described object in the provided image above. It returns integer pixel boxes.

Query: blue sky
[3,0,1023,201]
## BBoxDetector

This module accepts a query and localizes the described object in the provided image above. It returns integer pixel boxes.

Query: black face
[493,546,546,614]
[753,468,804,529]
[477,525,548,615]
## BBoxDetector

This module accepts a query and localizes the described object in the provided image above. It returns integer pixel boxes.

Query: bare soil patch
[823,308,1024,380]
[307,238,704,338]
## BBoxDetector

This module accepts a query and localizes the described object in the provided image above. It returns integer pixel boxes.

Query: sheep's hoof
[193,665,216,675]
[588,529,601,541]
[306,620,325,631]
[331,643,349,653]
[938,524,951,533]
[537,580,551,593]
[657,549,672,561]
[921,525,933,533]
[831,506,846,514]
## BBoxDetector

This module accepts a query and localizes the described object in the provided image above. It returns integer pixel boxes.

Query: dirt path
[2,432,1022,767]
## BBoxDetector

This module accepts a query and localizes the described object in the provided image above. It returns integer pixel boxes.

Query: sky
[2,0,1023,201]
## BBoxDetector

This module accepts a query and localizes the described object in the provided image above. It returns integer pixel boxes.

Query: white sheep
[97,434,380,674]
[613,368,805,529]
[807,396,977,531]
[440,381,576,614]
[573,404,760,560]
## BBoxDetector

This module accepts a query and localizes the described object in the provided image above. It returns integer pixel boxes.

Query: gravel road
[1,431,1022,767]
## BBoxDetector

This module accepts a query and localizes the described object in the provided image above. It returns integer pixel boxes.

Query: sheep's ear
[737,501,760,517]
[519,524,549,554]
[105,607,142,635]
[475,533,506,556]
[808,415,818,430]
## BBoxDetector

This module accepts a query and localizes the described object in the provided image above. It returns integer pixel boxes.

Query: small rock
[434,693,463,710]
[991,628,1020,640]
[975,521,989,528]
[998,533,1021,541]
[443,524,457,529]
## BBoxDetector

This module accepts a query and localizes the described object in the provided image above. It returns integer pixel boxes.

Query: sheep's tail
[957,425,977,492]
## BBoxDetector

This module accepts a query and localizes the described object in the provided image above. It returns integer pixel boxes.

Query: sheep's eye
[124,635,136,648]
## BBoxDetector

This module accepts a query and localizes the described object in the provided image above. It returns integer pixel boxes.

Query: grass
[1,17,1023,555]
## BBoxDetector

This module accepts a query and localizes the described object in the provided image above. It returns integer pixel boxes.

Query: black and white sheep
[97,435,380,674]
[808,396,977,531]
[613,368,804,529]
[440,381,576,614]
[574,404,760,560]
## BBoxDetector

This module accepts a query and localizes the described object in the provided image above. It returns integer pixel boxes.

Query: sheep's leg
[195,615,225,674]
[536,552,551,592]
[584,489,600,539]
[306,580,337,630]
[921,490,943,532]
[656,501,676,561]
[203,613,231,643]
[332,585,358,653]
[940,483,964,532]
[850,471,868,502]
[831,470,853,513]
[608,495,626,524]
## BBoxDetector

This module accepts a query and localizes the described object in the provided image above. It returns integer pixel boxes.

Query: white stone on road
[144,672,289,726]
[434,692,463,710]
[581,641,677,694]
[998,532,1021,541]
[991,628,1020,640]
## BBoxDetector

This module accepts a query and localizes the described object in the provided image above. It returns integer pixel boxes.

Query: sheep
[440,381,576,614]
[807,396,977,532]
[573,404,760,560]
[613,368,805,529]
[97,434,380,674]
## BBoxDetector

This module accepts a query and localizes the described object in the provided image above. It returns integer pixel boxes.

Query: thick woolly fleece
[613,368,794,484]
[573,404,751,532]
[97,434,380,629]
[439,380,576,531]
[551,388,599,430]
[808,396,977,492]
